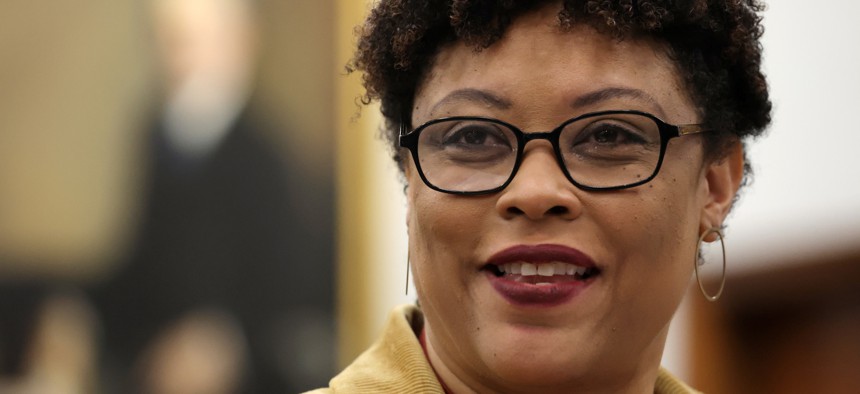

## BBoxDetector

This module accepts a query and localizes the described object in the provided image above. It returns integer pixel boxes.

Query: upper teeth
[498,262,588,277]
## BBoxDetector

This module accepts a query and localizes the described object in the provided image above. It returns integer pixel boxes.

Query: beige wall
[334,0,412,367]
[255,0,335,179]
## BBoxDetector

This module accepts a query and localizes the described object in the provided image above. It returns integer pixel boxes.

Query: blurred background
[0,1,857,393]
[0,0,336,392]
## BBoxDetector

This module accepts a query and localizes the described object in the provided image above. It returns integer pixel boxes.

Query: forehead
[414,7,695,126]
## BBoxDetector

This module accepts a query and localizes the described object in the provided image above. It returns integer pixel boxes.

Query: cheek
[406,187,494,344]
[632,156,703,252]
[594,175,701,307]
[409,191,469,254]
[406,186,482,295]
[405,161,490,256]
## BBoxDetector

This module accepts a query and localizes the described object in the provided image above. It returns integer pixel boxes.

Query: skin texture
[405,5,743,394]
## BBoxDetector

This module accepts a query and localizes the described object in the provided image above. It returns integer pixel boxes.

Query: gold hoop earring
[695,228,726,302]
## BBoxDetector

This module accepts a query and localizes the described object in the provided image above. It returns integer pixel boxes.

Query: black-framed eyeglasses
[399,110,705,195]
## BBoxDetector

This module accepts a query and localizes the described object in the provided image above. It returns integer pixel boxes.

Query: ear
[699,140,744,242]
[405,190,411,230]
[402,159,413,230]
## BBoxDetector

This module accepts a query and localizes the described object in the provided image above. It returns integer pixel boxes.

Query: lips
[484,244,599,306]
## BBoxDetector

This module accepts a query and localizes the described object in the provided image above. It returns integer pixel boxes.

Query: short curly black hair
[350,0,771,186]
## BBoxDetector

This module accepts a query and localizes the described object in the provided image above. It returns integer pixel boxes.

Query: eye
[447,127,490,145]
[582,123,648,146]
[594,127,619,144]
[441,123,511,148]
[418,120,516,165]
[561,117,661,163]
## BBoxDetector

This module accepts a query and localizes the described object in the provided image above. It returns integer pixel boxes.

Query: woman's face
[406,5,740,393]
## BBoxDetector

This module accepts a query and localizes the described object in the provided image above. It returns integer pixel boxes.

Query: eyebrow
[429,88,513,115]
[572,87,666,116]
[429,86,666,117]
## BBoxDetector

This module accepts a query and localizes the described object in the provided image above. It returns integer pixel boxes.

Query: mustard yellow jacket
[306,305,701,394]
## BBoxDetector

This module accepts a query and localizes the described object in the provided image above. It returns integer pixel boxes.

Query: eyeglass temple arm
[678,124,705,136]
[399,113,413,136]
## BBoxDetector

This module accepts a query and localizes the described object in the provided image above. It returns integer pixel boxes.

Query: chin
[477,324,599,388]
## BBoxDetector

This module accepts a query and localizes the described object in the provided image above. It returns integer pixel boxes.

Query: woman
[314,0,770,392]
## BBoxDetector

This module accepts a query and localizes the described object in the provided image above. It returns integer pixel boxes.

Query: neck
[423,323,668,394]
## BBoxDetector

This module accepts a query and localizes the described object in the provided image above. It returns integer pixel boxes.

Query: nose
[495,144,583,221]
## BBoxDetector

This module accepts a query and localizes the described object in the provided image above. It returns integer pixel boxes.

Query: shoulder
[304,305,444,394]
[655,367,702,394]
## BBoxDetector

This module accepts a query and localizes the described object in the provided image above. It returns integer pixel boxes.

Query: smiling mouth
[485,262,600,284]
